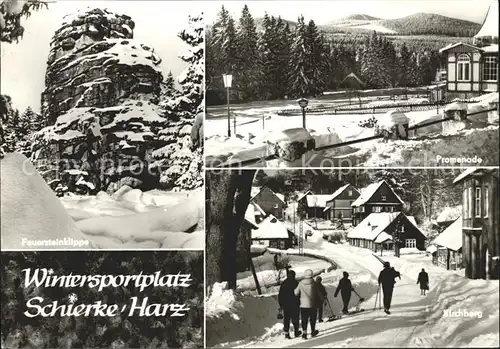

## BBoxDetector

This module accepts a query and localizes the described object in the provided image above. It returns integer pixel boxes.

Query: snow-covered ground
[205,93,499,167]
[0,153,203,249]
[206,237,499,348]
[61,186,204,249]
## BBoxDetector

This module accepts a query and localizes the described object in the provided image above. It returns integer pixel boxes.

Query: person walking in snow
[334,271,354,314]
[378,262,401,314]
[315,276,328,322]
[417,268,429,295]
[294,269,320,339]
[278,270,302,339]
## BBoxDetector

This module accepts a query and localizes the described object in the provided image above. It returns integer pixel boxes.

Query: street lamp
[297,98,309,128]
[223,74,233,137]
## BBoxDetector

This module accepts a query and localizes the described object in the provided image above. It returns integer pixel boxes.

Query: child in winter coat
[315,276,328,322]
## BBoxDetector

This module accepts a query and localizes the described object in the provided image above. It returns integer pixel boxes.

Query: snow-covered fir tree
[289,15,310,98]
[236,5,260,100]
[153,13,204,190]
[0,0,48,43]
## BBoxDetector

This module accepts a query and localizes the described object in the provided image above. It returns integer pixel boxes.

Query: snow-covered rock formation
[32,8,200,193]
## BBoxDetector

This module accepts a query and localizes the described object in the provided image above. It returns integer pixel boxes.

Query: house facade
[251,186,286,220]
[297,191,332,219]
[454,168,499,280]
[251,215,293,250]
[351,181,404,226]
[325,184,360,223]
[439,0,499,96]
[347,212,427,252]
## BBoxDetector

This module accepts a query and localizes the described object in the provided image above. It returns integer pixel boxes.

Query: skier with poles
[378,262,401,314]
[294,269,320,339]
[278,270,302,339]
[334,271,354,314]
[417,268,429,295]
[315,276,327,322]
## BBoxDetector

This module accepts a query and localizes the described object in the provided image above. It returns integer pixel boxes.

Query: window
[483,56,498,81]
[360,206,365,213]
[475,187,481,218]
[405,239,417,248]
[273,204,279,209]
[468,186,473,218]
[348,190,353,196]
[484,186,489,218]
[457,54,471,81]
[381,196,387,201]
[372,206,382,213]
[463,188,468,218]
[388,206,394,213]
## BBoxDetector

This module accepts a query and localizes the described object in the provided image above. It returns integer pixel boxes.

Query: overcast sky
[1,0,204,112]
[205,0,491,24]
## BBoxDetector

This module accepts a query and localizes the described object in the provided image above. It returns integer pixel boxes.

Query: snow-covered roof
[407,216,418,226]
[453,168,479,184]
[439,42,482,53]
[251,215,289,240]
[244,204,259,228]
[323,206,331,212]
[347,212,401,240]
[348,212,425,241]
[437,206,462,223]
[474,0,499,41]
[433,218,462,251]
[330,184,356,201]
[374,231,393,243]
[339,72,365,87]
[297,190,313,202]
[351,180,403,207]
[306,194,334,207]
[300,184,356,207]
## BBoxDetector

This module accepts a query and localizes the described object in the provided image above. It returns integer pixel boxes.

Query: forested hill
[379,13,481,36]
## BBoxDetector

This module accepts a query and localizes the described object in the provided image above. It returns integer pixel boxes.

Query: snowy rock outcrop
[33,8,171,193]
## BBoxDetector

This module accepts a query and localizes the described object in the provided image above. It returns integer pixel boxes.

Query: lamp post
[223,74,233,137]
[297,98,309,128]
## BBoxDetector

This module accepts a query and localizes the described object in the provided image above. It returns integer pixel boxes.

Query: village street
[247,238,437,348]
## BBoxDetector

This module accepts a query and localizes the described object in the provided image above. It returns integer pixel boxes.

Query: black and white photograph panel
[0,1,204,249]
[0,250,204,348]
[205,0,499,168]
[205,168,499,348]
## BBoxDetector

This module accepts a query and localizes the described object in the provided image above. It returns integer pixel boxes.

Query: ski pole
[373,286,379,310]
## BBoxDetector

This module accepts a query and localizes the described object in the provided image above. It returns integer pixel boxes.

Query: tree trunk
[206,170,256,289]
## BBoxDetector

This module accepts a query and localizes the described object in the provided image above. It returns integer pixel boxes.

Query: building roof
[339,72,366,89]
[251,186,285,204]
[347,212,426,241]
[439,42,482,54]
[482,44,499,53]
[474,0,499,41]
[436,206,462,223]
[244,203,259,228]
[251,214,289,240]
[351,180,403,207]
[453,168,480,184]
[374,231,393,243]
[432,218,462,251]
[306,194,335,207]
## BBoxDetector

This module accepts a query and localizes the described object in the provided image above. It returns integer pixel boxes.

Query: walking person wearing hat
[294,269,320,339]
[378,262,401,314]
